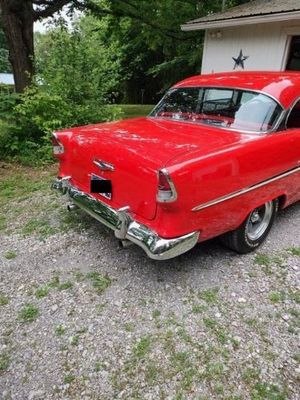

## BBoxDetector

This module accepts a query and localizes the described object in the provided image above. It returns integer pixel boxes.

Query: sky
[34,8,79,33]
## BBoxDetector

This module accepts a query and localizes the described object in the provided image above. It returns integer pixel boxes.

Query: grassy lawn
[119,104,154,119]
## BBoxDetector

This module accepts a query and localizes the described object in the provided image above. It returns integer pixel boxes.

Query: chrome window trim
[284,96,300,130]
[192,165,300,212]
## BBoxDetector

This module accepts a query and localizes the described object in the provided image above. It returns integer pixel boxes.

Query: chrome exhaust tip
[67,203,78,212]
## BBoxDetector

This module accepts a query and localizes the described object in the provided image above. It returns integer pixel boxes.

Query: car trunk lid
[62,117,246,220]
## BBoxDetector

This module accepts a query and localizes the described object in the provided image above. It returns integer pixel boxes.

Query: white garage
[181,0,300,74]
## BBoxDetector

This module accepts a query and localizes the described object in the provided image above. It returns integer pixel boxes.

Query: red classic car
[52,72,300,260]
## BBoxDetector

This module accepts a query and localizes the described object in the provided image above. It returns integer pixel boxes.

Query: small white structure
[0,73,14,86]
[181,0,300,74]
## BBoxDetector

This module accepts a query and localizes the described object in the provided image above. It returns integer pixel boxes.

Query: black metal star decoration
[232,49,249,70]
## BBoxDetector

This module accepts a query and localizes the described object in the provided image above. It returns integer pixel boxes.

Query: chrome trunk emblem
[93,158,115,171]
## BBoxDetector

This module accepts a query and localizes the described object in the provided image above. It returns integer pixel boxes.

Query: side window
[286,99,300,129]
[286,36,300,71]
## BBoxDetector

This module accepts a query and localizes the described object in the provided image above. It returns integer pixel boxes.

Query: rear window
[150,87,283,133]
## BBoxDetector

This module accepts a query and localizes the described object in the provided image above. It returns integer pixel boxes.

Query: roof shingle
[183,0,300,27]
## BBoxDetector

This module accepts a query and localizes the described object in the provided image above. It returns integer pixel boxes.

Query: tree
[0,19,10,72]
[0,0,247,93]
[0,0,71,92]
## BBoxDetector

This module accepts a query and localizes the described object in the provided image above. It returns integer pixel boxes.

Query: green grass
[64,374,75,384]
[254,254,272,266]
[18,303,39,322]
[86,272,111,295]
[268,291,286,304]
[0,293,9,306]
[0,169,52,207]
[152,309,161,318]
[198,287,219,305]
[251,382,287,400]
[0,353,10,371]
[22,218,57,238]
[70,335,79,346]
[55,325,66,336]
[4,250,17,260]
[58,281,73,291]
[0,215,7,231]
[287,247,300,256]
[35,285,50,298]
[133,336,152,359]
[119,104,154,119]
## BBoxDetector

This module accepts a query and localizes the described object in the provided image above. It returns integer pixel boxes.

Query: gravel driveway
[0,164,299,400]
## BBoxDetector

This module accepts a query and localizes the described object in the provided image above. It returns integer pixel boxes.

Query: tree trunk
[0,0,34,92]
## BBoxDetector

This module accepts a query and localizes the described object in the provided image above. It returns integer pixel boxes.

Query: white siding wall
[202,21,300,74]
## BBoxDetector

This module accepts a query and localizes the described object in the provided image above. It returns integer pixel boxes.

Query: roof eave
[181,10,300,31]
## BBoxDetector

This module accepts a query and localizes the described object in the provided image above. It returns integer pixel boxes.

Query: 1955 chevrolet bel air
[52,72,300,260]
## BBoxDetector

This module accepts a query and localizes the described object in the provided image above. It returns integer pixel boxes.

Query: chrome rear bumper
[52,178,199,260]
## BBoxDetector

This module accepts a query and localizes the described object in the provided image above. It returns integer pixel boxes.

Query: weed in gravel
[95,302,107,315]
[86,271,111,295]
[268,291,285,303]
[18,303,39,322]
[254,253,272,266]
[4,250,17,259]
[48,275,60,288]
[124,322,135,332]
[177,327,194,346]
[73,271,85,282]
[203,318,229,344]
[242,367,261,384]
[64,374,75,384]
[0,215,7,231]
[198,287,219,305]
[288,289,300,304]
[70,335,79,346]
[204,361,225,379]
[203,317,218,329]
[55,325,66,336]
[35,285,50,298]
[152,309,161,318]
[58,281,73,291]
[191,304,207,314]
[145,361,161,384]
[292,353,300,363]
[0,292,9,306]
[286,247,300,256]
[251,381,287,400]
[94,361,106,372]
[133,336,152,359]
[0,353,10,371]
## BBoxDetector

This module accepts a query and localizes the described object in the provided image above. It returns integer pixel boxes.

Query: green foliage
[0,19,121,165]
[0,353,10,372]
[18,303,39,322]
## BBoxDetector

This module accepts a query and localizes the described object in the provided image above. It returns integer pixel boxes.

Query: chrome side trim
[93,158,115,172]
[52,179,199,260]
[192,165,300,212]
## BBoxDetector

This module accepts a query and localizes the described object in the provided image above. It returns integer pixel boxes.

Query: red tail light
[51,133,64,155]
[156,169,178,203]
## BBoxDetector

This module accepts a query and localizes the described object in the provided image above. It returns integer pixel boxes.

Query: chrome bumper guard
[52,178,199,260]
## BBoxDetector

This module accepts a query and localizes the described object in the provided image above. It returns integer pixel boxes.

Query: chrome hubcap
[246,202,273,241]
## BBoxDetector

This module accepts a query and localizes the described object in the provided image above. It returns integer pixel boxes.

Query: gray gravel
[0,175,299,400]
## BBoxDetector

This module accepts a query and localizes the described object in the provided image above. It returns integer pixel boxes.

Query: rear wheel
[221,199,278,254]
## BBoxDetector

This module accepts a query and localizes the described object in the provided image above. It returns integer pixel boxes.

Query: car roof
[173,71,300,108]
